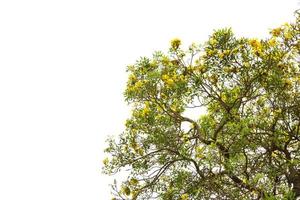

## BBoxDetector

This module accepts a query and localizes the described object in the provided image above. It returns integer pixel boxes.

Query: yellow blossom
[196,146,203,152]
[242,178,248,184]
[209,75,218,84]
[218,52,224,59]
[271,27,282,37]
[251,190,259,196]
[182,133,189,141]
[129,178,139,186]
[129,74,137,82]
[232,47,239,54]
[187,65,194,72]
[196,146,204,158]
[137,148,144,156]
[268,37,277,47]
[156,105,163,112]
[207,49,215,56]
[121,185,131,196]
[209,38,217,46]
[166,78,174,86]
[145,101,150,107]
[155,114,163,120]
[142,106,150,116]
[161,93,167,99]
[221,93,227,101]
[244,62,250,68]
[271,152,277,158]
[162,56,171,65]
[284,79,292,87]
[249,39,262,50]
[134,80,143,89]
[103,157,109,165]
[170,103,180,112]
[196,65,207,73]
[223,66,231,73]
[224,49,230,55]
[284,31,292,40]
[181,193,189,200]
[162,74,169,80]
[170,38,181,50]
[130,139,138,149]
[179,74,185,81]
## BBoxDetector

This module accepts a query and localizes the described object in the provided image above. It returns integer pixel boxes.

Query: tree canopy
[103,12,300,200]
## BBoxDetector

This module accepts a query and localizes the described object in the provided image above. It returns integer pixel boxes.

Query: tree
[103,12,300,200]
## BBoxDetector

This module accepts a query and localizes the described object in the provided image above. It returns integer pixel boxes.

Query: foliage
[103,11,300,200]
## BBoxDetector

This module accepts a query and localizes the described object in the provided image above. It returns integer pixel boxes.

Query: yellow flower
[268,37,277,47]
[251,190,259,196]
[221,93,227,101]
[244,62,250,68]
[134,80,143,89]
[209,38,217,46]
[242,178,248,184]
[284,31,292,40]
[218,52,224,59]
[187,65,194,72]
[129,74,137,82]
[162,74,169,80]
[142,106,150,116]
[196,65,207,73]
[196,146,203,152]
[181,193,189,200]
[207,49,215,56]
[249,39,262,50]
[156,105,163,112]
[284,79,292,87]
[223,66,231,73]
[209,75,218,84]
[179,75,185,81]
[232,47,239,54]
[145,101,150,107]
[224,50,230,55]
[182,133,189,141]
[170,38,181,50]
[155,114,163,120]
[271,27,282,37]
[102,157,109,165]
[137,148,144,156]
[166,78,174,86]
[196,146,204,158]
[121,185,131,196]
[162,56,171,65]
[129,178,139,186]
[161,93,167,99]
[130,140,138,150]
[283,22,291,27]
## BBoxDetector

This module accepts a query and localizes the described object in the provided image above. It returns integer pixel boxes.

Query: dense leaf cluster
[103,12,300,200]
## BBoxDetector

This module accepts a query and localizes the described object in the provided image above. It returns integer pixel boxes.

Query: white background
[0,0,298,199]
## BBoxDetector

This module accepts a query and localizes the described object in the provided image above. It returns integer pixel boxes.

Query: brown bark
[291,173,300,198]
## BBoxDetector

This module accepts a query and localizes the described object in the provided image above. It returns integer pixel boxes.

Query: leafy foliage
[103,11,300,200]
